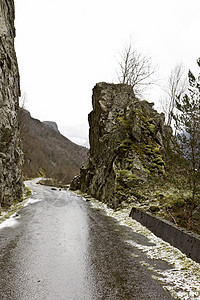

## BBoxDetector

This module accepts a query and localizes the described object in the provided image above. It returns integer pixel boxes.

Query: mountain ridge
[18,108,88,184]
[43,121,60,133]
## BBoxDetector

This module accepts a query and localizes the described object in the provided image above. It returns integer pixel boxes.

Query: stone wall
[0,0,23,209]
[130,207,200,263]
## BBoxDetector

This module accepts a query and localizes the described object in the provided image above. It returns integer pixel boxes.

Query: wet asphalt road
[0,179,174,300]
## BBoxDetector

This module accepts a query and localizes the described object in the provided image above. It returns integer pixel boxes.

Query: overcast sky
[14,0,200,147]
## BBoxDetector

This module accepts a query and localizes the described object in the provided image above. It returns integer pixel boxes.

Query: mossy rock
[164,195,185,208]
[149,205,160,212]
[147,123,156,134]
[149,163,159,170]
[121,138,133,145]
[125,158,133,164]
[117,170,139,182]
[117,145,128,152]
[146,150,153,156]
[117,169,132,178]
[153,156,165,166]
[149,163,165,176]
[153,147,160,154]
[144,168,150,174]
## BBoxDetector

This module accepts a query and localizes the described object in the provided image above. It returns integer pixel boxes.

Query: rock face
[43,121,60,133]
[0,1,23,208]
[70,82,168,208]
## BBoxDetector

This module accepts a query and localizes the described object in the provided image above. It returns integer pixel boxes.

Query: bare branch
[161,64,188,126]
[117,42,156,97]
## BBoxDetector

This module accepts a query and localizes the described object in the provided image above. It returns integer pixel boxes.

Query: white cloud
[59,123,89,147]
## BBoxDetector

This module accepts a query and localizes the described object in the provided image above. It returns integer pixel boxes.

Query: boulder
[71,82,169,208]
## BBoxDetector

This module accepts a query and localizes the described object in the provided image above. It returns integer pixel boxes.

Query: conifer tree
[173,59,200,229]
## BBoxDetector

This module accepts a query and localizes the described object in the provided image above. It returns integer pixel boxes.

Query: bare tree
[162,64,188,126]
[117,42,156,96]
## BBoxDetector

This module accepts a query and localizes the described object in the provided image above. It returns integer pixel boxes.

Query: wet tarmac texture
[0,180,174,299]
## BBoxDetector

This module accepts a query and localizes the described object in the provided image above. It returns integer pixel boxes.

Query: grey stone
[0,0,23,208]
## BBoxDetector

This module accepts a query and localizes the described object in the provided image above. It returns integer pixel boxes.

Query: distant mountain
[18,109,88,184]
[43,121,60,133]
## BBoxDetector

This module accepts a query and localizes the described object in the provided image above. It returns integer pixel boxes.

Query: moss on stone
[153,147,160,154]
[147,123,156,134]
[117,169,138,180]
[153,156,165,166]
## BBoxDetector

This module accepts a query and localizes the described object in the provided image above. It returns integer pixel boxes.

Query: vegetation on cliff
[70,82,200,234]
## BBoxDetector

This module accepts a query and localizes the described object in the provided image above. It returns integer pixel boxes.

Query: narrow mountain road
[0,179,174,300]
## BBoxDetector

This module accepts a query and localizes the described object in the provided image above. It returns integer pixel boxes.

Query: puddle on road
[82,195,200,300]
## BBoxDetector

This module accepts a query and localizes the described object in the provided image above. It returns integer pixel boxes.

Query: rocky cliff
[0,0,23,209]
[71,83,200,234]
[71,83,172,208]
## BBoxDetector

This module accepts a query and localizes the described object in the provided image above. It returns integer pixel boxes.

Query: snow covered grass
[0,181,42,228]
[0,196,43,228]
[0,212,19,229]
[0,178,54,228]
[87,196,200,300]
[23,198,42,207]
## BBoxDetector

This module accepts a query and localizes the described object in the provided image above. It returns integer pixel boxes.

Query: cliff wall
[71,82,169,208]
[0,0,23,208]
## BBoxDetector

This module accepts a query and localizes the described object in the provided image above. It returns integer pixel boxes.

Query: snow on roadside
[23,198,42,207]
[0,212,19,229]
[87,196,200,300]
[0,196,43,229]
[0,178,51,229]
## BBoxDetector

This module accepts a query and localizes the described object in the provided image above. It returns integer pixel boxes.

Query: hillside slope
[18,109,88,184]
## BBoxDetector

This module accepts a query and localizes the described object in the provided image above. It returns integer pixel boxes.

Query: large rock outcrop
[71,82,170,208]
[0,0,23,208]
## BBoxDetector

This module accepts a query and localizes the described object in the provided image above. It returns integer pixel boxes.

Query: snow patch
[0,198,42,229]
[0,213,19,229]
[88,197,200,300]
[24,198,42,207]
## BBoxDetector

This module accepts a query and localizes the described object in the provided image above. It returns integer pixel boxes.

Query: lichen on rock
[70,82,169,208]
